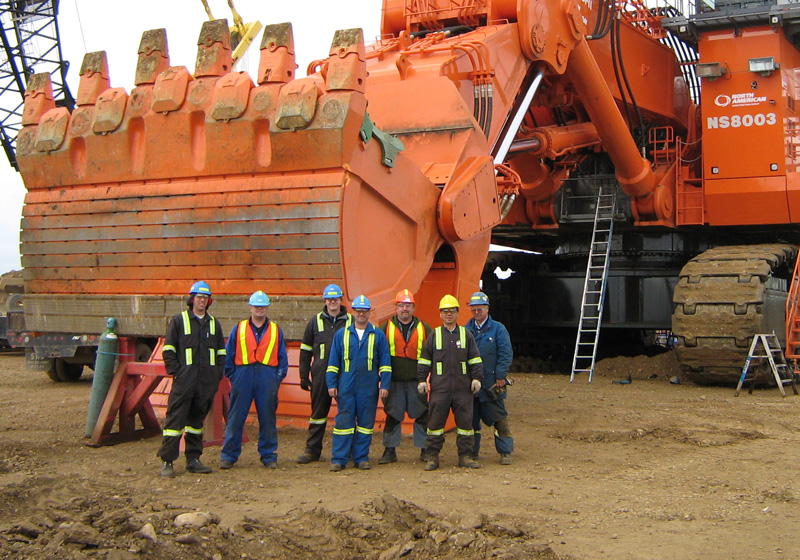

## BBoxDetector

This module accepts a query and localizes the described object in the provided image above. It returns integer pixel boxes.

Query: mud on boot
[378,447,397,464]
[458,455,481,469]
[160,461,174,478]
[186,458,213,474]
[296,451,320,464]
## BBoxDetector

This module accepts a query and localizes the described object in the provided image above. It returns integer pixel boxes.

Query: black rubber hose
[614,16,645,146]
[609,17,634,135]
[410,25,474,39]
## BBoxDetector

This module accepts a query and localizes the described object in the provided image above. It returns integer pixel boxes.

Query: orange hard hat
[395,289,415,304]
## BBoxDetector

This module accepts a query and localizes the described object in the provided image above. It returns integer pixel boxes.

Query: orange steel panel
[704,176,790,226]
[588,22,689,130]
[699,28,792,180]
[19,235,340,256]
[788,171,800,223]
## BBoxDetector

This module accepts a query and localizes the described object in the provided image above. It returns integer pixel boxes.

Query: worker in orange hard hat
[416,294,483,471]
[157,281,226,478]
[377,289,433,465]
[296,284,353,464]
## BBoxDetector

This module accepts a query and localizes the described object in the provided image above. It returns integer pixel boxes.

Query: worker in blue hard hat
[220,291,288,470]
[295,284,353,464]
[326,295,392,471]
[158,281,226,478]
[466,291,514,465]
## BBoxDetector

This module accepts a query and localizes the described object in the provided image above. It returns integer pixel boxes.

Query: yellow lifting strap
[198,0,262,68]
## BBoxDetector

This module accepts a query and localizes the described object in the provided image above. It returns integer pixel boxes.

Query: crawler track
[672,244,796,385]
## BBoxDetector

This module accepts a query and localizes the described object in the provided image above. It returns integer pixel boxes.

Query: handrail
[785,249,800,358]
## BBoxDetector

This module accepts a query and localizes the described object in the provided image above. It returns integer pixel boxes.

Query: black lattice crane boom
[0,0,74,170]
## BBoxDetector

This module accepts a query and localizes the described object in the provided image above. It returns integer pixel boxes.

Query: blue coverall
[221,319,288,465]
[325,324,391,466]
[465,315,514,455]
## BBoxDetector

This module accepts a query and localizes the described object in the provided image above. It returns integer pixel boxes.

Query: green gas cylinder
[84,318,119,438]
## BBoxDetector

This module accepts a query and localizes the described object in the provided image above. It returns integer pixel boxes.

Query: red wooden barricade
[88,337,243,447]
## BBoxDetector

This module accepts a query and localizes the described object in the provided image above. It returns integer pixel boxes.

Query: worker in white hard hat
[377,289,432,465]
[326,295,392,472]
[416,294,483,471]
[158,281,226,478]
[296,284,353,464]
[466,291,514,465]
[219,291,288,470]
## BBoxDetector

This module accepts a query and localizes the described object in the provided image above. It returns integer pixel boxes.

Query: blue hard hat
[323,284,343,298]
[469,291,490,306]
[189,281,212,296]
[351,295,371,310]
[248,290,271,306]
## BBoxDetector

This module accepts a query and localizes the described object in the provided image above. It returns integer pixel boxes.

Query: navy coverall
[325,323,391,466]
[221,319,289,465]
[466,315,514,455]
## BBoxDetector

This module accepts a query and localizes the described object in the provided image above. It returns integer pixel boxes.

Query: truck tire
[46,358,84,382]
[5,293,22,311]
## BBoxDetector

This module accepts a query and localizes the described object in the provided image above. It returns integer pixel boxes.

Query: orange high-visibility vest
[234,320,279,366]
[386,319,426,360]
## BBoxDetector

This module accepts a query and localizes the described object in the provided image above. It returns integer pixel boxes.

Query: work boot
[500,453,512,465]
[458,455,481,469]
[296,451,320,464]
[357,461,372,470]
[419,448,430,462]
[264,461,277,470]
[219,460,234,470]
[378,447,397,464]
[186,458,213,474]
[330,462,345,472]
[424,456,439,471]
[160,461,174,478]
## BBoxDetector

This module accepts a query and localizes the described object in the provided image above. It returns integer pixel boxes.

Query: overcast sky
[0,0,380,274]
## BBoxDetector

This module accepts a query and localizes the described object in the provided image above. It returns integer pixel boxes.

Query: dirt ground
[1,349,800,560]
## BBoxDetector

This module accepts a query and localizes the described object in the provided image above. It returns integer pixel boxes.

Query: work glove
[417,382,428,394]
[300,378,311,391]
[471,379,481,394]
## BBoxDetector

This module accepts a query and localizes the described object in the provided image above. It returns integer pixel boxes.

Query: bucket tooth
[326,28,366,93]
[258,22,296,84]
[92,88,129,134]
[136,28,170,86]
[152,66,193,114]
[77,52,111,106]
[275,78,320,130]
[22,73,55,126]
[195,19,233,77]
[211,73,253,121]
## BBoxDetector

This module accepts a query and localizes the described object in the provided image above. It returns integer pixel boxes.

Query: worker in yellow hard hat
[377,289,433,465]
[416,294,484,471]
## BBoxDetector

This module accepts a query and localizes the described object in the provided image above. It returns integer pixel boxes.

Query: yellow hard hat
[438,294,459,310]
